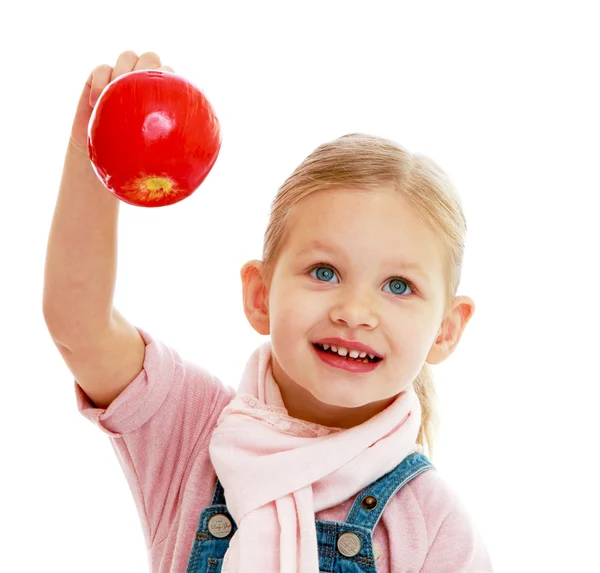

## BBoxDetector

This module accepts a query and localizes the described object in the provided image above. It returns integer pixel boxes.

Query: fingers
[133,51,162,71]
[89,51,172,107]
[111,50,140,81]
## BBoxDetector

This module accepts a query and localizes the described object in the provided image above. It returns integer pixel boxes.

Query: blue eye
[310,266,339,283]
[383,278,412,296]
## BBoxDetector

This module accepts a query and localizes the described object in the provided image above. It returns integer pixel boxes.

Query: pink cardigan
[75,327,494,572]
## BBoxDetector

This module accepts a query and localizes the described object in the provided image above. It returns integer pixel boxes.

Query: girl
[43,51,493,573]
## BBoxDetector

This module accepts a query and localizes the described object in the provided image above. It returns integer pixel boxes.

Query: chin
[309,389,373,410]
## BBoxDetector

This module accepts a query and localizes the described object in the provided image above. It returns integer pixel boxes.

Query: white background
[1,1,599,571]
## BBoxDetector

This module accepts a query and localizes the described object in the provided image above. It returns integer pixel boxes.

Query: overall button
[208,514,232,538]
[337,532,362,557]
[361,495,378,510]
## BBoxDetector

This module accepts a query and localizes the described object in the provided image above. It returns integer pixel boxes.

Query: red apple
[87,69,221,207]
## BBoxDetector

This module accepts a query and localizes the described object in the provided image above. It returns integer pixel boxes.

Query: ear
[240,259,270,335]
[426,296,476,365]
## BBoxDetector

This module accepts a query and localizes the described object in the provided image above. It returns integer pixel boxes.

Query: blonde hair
[262,133,468,459]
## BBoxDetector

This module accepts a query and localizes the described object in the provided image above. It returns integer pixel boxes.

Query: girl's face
[257,186,468,428]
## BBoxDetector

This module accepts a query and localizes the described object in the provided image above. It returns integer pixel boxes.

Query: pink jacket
[75,327,494,572]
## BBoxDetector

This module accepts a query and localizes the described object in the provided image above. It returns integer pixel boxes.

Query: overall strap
[344,452,434,531]
[211,477,227,506]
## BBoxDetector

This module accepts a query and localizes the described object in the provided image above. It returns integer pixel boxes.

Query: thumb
[74,70,93,116]
[81,70,94,112]
[70,68,108,152]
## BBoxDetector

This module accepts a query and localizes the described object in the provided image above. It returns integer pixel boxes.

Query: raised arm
[43,51,173,409]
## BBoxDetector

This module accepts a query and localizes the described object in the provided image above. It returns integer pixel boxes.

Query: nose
[329,287,379,330]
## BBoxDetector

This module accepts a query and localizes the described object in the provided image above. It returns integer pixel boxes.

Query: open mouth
[313,343,383,364]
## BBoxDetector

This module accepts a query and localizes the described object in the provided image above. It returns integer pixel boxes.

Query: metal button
[361,495,378,510]
[337,532,362,557]
[208,514,232,538]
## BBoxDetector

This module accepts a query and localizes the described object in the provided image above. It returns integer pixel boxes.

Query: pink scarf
[208,342,422,573]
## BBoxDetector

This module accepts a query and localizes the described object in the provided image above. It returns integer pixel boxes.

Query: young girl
[43,51,493,573]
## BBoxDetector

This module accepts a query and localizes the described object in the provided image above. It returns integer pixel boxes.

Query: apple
[87,69,221,207]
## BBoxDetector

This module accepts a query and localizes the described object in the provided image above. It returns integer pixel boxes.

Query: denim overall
[186,452,434,573]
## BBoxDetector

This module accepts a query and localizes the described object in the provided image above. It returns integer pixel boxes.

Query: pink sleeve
[74,326,235,548]
[420,489,494,572]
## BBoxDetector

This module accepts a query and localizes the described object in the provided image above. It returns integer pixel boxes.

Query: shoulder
[134,327,237,425]
[395,468,494,571]
[76,326,236,436]
[135,326,236,399]
[400,468,469,539]
[379,467,466,544]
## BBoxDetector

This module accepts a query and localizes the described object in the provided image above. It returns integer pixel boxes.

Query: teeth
[317,344,378,362]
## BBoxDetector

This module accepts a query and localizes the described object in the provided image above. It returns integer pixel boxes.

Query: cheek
[268,284,305,331]
[268,284,327,341]
[386,310,435,351]
[268,288,312,364]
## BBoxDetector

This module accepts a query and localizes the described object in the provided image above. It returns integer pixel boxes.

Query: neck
[272,362,397,429]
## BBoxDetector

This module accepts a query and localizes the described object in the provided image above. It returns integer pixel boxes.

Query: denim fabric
[186,452,434,573]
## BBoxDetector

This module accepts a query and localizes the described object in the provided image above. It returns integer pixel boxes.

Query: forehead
[281,187,444,276]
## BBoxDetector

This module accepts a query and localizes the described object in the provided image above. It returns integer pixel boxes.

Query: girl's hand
[69,50,174,154]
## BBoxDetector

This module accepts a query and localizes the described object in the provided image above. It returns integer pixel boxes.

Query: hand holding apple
[85,57,221,208]
[69,51,172,155]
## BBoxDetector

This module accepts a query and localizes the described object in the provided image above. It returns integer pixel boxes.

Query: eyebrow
[296,241,431,281]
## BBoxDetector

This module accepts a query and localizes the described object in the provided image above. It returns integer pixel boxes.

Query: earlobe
[240,260,270,335]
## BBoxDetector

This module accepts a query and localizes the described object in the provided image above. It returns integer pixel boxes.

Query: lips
[312,343,382,373]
